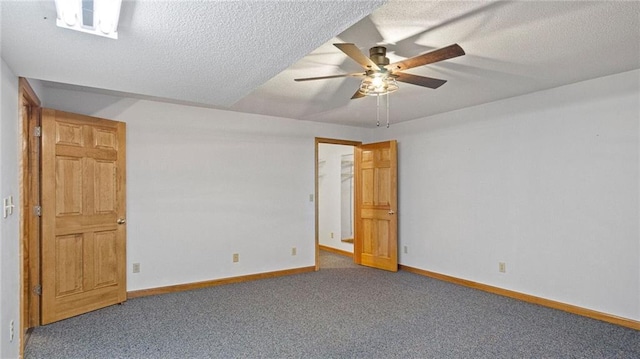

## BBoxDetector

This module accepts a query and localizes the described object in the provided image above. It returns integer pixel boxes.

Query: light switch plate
[3,196,15,218]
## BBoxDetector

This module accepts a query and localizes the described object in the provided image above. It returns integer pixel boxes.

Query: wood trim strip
[399,265,640,330]
[19,78,41,107]
[315,138,362,147]
[19,77,41,359]
[319,245,353,258]
[127,266,315,299]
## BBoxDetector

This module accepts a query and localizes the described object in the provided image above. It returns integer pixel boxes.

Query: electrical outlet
[403,246,408,254]
[132,263,140,273]
[291,247,297,256]
[9,320,14,342]
[499,262,506,273]
[330,232,334,239]
[233,253,239,263]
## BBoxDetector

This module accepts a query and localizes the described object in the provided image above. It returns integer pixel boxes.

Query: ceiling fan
[295,43,465,99]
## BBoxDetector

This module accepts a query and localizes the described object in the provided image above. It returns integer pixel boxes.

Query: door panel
[54,234,83,295]
[95,161,117,213]
[354,140,398,272]
[55,157,83,215]
[94,230,118,287]
[41,109,126,324]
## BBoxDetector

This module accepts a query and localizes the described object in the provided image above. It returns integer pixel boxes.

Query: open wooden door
[41,109,126,324]
[354,140,398,272]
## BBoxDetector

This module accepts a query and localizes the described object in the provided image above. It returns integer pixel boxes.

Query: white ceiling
[2,0,639,128]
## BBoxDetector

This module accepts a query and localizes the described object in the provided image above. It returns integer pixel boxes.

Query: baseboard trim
[319,245,353,258]
[399,265,640,331]
[127,266,315,299]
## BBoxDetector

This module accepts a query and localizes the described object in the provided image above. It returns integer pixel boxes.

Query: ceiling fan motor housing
[369,46,390,66]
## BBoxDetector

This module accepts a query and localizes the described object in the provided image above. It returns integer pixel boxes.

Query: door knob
[388,210,395,215]
[117,218,126,225]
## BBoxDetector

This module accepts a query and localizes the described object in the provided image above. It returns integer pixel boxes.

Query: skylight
[54,0,122,39]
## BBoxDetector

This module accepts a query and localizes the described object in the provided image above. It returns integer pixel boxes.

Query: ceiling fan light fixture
[295,42,465,127]
[359,74,399,96]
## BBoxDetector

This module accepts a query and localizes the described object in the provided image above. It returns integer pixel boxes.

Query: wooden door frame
[314,138,361,270]
[19,77,41,354]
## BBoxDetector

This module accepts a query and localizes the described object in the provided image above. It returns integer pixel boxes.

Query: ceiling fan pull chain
[376,94,380,127]
[386,93,390,128]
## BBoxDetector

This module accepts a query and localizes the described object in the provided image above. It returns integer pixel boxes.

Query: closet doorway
[315,137,399,272]
[315,138,360,269]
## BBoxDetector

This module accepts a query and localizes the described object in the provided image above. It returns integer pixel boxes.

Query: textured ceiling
[2,1,639,128]
[1,0,384,107]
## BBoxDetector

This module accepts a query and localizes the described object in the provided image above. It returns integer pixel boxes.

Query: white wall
[374,69,640,321]
[42,88,369,291]
[318,144,354,252]
[0,58,21,358]
[1,65,636,357]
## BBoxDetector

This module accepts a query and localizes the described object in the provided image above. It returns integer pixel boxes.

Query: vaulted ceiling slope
[2,1,639,128]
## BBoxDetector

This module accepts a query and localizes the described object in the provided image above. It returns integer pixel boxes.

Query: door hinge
[34,126,41,137]
[34,205,42,217]
[33,284,42,296]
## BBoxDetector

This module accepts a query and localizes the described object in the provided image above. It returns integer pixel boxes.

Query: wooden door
[354,140,398,272]
[41,109,126,324]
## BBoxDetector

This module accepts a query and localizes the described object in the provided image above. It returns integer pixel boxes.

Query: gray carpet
[25,251,639,358]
